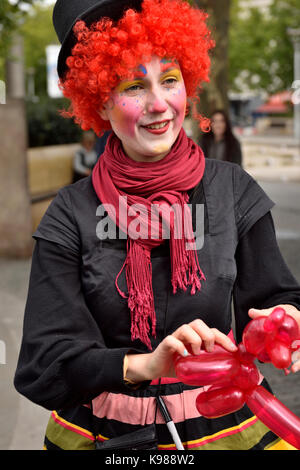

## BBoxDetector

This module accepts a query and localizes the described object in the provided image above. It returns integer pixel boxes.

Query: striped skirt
[43,378,296,451]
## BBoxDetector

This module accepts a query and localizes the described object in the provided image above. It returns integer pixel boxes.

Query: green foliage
[20,3,58,96]
[229,0,300,94]
[0,1,35,73]
[0,1,57,92]
[26,97,82,147]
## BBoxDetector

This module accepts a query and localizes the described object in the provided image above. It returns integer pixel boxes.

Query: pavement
[241,134,300,182]
[0,167,300,450]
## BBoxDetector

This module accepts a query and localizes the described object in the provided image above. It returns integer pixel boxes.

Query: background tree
[229,0,300,95]
[0,0,36,80]
[20,3,58,96]
[0,1,57,95]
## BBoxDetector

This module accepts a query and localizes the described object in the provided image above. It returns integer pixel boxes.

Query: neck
[214,134,223,143]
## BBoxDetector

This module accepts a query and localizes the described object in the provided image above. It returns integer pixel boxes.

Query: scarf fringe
[170,232,206,296]
[170,198,206,295]
[116,240,156,351]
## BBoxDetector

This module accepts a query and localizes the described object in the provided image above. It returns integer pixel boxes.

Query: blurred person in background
[94,130,111,158]
[73,130,98,182]
[200,109,243,166]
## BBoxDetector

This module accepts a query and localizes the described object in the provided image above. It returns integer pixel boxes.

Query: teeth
[145,121,169,129]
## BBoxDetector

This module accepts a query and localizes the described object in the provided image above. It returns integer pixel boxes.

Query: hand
[248,304,300,373]
[125,319,238,383]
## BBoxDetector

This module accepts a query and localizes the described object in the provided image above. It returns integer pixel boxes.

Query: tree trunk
[0,34,33,257]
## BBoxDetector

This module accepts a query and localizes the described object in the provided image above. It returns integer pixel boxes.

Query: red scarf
[92,128,206,350]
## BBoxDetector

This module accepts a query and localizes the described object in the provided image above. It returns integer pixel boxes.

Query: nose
[146,90,168,114]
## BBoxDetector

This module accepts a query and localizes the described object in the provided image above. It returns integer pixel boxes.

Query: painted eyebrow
[160,68,181,78]
[117,68,181,91]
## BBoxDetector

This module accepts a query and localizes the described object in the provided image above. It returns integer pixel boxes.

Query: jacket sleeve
[233,211,300,343]
[14,189,150,411]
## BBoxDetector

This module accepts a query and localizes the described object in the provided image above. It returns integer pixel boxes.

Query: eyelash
[124,77,179,93]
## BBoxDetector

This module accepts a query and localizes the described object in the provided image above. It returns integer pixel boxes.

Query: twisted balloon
[174,307,300,449]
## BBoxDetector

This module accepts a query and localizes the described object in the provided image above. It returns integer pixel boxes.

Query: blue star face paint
[138,64,147,76]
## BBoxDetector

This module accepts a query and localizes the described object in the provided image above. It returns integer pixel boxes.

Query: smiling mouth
[141,120,171,134]
[143,120,170,129]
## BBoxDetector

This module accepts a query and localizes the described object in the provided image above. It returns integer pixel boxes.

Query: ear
[99,98,114,121]
[99,106,109,121]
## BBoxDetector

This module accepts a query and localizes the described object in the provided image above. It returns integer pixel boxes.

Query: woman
[73,131,98,182]
[200,109,243,166]
[14,0,300,451]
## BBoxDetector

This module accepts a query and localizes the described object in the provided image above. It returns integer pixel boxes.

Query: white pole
[287,28,300,142]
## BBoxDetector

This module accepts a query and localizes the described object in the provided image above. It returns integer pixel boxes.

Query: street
[0,179,299,450]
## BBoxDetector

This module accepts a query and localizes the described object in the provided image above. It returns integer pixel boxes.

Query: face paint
[102,55,187,162]
[138,64,147,76]
[160,57,179,73]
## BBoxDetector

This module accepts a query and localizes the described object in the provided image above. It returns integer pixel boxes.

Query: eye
[162,77,178,87]
[124,84,144,93]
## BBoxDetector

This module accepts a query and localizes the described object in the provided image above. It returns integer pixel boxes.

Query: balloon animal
[174,307,300,449]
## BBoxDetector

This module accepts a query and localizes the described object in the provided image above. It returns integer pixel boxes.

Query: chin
[152,143,171,155]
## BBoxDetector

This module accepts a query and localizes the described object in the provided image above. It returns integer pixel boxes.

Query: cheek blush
[111,95,145,138]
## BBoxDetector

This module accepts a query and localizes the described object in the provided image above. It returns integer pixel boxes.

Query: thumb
[248,307,273,319]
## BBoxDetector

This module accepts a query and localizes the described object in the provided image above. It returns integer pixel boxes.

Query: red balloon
[173,308,300,449]
[246,385,300,450]
[196,386,245,418]
[242,317,267,356]
[175,352,240,386]
[243,309,300,372]
[233,362,259,391]
[264,307,285,331]
[266,338,291,369]
[256,349,271,363]
[278,315,300,344]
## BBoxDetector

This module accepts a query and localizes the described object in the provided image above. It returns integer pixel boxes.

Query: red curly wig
[60,0,215,135]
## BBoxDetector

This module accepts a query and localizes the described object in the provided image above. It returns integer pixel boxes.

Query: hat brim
[57,0,143,79]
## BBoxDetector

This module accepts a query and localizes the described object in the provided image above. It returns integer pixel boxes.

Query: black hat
[53,0,143,78]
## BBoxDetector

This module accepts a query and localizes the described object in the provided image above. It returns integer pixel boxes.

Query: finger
[291,359,300,373]
[211,328,238,352]
[189,319,215,352]
[173,324,203,355]
[291,351,300,373]
[162,334,190,358]
[248,307,273,319]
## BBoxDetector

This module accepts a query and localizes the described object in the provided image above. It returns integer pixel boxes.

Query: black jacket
[14,159,300,411]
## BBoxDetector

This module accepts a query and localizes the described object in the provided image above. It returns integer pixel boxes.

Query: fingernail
[182,348,189,357]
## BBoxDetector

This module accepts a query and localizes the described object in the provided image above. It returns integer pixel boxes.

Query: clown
[14,0,300,451]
